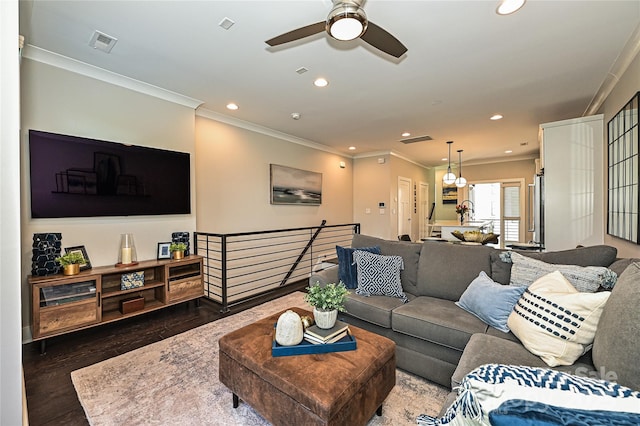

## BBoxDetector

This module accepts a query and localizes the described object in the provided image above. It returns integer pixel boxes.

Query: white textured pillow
[353,250,408,303]
[509,252,617,292]
[507,271,610,367]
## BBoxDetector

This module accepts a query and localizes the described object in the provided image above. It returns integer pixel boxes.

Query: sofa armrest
[308,265,339,287]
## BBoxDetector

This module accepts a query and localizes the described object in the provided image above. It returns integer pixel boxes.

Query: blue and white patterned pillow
[508,271,610,367]
[352,250,408,303]
[417,364,640,426]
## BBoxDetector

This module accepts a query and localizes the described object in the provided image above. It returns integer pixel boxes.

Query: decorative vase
[172,250,184,260]
[460,214,465,225]
[63,264,80,276]
[313,307,338,329]
[275,310,304,346]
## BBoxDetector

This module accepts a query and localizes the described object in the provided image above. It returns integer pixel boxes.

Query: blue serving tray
[272,331,357,357]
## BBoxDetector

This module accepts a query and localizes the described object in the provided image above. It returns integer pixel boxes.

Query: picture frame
[157,242,172,260]
[442,183,458,204]
[64,245,92,271]
[270,164,322,205]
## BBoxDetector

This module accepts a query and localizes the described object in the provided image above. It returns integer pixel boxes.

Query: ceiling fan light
[496,0,526,15]
[327,4,367,41]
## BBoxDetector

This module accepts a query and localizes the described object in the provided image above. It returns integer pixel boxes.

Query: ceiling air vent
[400,135,433,144]
[89,30,118,53]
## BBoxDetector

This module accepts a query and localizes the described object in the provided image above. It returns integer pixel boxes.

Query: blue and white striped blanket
[417,364,640,426]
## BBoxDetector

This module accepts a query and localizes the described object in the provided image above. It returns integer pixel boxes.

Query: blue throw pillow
[490,399,640,426]
[455,271,526,333]
[336,245,381,289]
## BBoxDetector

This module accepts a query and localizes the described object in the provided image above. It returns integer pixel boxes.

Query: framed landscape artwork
[270,164,322,205]
[442,183,458,204]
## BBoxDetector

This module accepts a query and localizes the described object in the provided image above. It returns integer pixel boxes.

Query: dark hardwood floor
[22,283,307,426]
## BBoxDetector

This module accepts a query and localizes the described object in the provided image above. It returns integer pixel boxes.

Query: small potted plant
[304,282,349,329]
[169,242,187,260]
[55,252,85,276]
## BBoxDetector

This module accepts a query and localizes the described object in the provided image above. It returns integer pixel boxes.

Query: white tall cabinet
[540,115,604,251]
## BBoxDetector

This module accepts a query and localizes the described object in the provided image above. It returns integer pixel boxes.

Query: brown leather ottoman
[219,307,396,426]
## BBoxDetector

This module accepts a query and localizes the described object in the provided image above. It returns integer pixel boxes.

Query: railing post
[221,235,229,313]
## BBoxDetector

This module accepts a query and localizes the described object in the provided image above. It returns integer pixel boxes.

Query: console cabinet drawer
[38,299,98,337]
[168,278,203,303]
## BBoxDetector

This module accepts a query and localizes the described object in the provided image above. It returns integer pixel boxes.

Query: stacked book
[304,320,350,345]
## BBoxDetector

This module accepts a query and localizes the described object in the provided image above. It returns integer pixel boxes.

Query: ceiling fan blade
[266,21,326,47]
[360,21,407,58]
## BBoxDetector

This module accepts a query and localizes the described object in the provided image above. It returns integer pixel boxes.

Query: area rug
[71,292,448,425]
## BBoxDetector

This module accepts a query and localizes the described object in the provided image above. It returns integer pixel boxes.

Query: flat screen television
[28,130,191,218]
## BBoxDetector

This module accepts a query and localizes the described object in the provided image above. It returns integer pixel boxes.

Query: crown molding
[433,153,539,170]
[196,107,346,157]
[353,150,430,169]
[22,45,203,109]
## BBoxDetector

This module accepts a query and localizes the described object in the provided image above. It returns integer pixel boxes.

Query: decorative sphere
[275,310,304,346]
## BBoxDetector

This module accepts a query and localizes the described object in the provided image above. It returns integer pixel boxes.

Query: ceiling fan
[265,0,407,58]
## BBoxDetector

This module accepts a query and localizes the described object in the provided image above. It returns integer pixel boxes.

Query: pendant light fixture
[455,149,467,188]
[442,141,456,185]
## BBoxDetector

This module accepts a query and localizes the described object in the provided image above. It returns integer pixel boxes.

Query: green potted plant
[304,282,349,329]
[169,242,187,260]
[55,252,85,276]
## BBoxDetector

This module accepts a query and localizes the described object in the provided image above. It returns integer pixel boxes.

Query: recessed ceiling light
[442,157,448,161]
[226,103,239,110]
[490,114,503,120]
[505,150,513,154]
[401,132,411,137]
[314,78,329,87]
[496,0,526,15]
[348,146,356,151]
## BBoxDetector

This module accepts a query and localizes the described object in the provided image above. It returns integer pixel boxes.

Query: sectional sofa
[308,234,640,413]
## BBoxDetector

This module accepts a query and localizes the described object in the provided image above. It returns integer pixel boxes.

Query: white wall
[353,154,432,240]
[602,49,640,259]
[1,1,24,423]
[195,114,354,233]
[20,59,197,334]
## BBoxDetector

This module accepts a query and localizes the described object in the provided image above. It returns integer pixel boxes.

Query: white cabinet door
[541,115,604,251]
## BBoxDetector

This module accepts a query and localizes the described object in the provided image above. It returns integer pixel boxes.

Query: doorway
[398,177,412,239]
[467,179,525,244]
[418,182,430,240]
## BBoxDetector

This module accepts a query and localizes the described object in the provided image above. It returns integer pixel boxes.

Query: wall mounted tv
[29,130,191,218]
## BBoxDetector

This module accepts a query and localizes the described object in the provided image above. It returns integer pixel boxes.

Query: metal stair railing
[195,222,359,312]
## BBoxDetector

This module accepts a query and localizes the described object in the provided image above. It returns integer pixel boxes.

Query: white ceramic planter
[313,307,338,329]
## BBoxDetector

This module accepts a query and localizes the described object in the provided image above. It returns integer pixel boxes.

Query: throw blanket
[417,364,640,426]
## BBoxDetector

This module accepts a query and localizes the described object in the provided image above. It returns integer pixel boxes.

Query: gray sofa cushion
[352,234,422,294]
[392,296,488,351]
[592,262,640,391]
[416,242,493,300]
[344,292,415,329]
[490,245,618,285]
[451,333,597,389]
[608,258,640,277]
[484,326,519,342]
